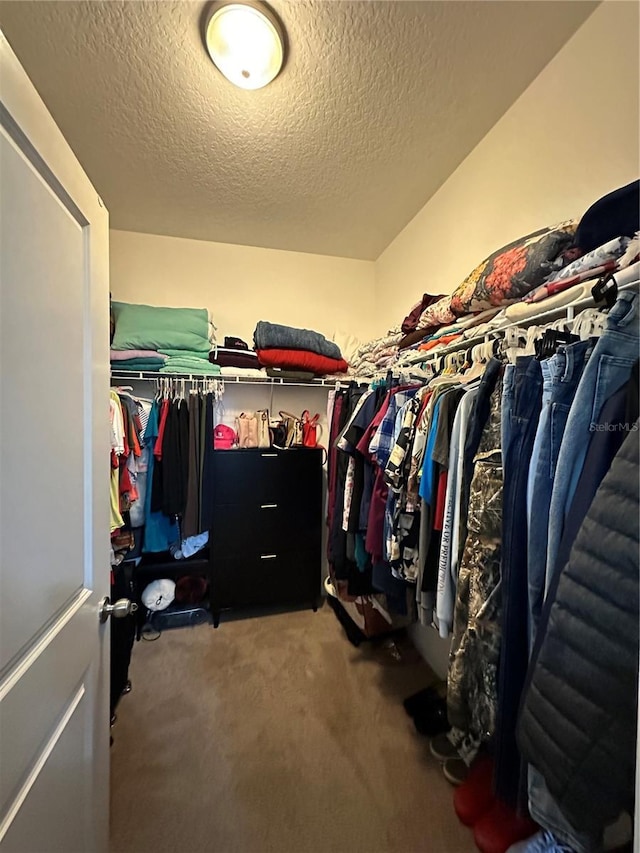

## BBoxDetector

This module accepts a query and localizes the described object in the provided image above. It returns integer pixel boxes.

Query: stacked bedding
[254,321,348,376]
[208,335,267,378]
[110,302,220,375]
[110,349,168,372]
[348,330,403,376]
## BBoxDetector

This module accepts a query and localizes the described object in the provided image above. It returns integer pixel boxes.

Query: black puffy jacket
[517,427,639,835]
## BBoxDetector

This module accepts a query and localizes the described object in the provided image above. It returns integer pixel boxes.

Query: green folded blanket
[111,302,212,355]
[111,359,164,372]
[159,349,210,360]
[160,360,221,376]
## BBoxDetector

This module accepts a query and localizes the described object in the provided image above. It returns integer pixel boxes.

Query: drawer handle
[260,503,278,509]
[261,453,278,458]
[260,554,277,560]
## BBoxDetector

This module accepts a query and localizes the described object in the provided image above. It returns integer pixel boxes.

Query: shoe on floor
[473,801,538,853]
[403,685,440,718]
[414,698,449,737]
[453,754,495,826]
[430,731,459,761]
[443,757,470,786]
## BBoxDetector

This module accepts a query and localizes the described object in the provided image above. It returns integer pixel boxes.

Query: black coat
[517,427,639,835]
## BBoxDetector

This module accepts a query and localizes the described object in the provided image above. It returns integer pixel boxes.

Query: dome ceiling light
[203,1,286,90]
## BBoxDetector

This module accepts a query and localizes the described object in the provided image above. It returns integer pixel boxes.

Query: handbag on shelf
[256,409,271,448]
[301,410,323,448]
[270,421,288,449]
[235,412,259,448]
[279,410,304,447]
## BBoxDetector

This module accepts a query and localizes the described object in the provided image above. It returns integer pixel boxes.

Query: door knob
[99,596,138,623]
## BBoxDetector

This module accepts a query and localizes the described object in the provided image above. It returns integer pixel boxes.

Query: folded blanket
[254,321,342,360]
[209,348,260,369]
[219,366,266,378]
[111,302,212,354]
[160,352,219,370]
[160,359,221,376]
[111,359,164,372]
[110,349,167,362]
[257,348,348,375]
[160,349,210,360]
[350,332,403,365]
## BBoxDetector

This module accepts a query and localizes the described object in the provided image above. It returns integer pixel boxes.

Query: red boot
[473,801,538,853]
[453,754,495,826]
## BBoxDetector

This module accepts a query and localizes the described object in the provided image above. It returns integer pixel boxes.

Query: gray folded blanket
[254,321,342,360]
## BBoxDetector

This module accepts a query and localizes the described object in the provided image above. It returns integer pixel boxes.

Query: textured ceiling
[0,0,597,259]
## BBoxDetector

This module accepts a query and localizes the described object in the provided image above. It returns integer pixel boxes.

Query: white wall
[110,229,376,348]
[376,0,640,317]
[376,0,639,677]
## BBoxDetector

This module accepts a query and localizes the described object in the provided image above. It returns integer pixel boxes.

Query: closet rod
[109,371,335,388]
[350,278,639,385]
[396,278,640,369]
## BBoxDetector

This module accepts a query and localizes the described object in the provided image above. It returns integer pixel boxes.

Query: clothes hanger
[442,352,458,375]
[459,343,486,382]
[591,273,618,311]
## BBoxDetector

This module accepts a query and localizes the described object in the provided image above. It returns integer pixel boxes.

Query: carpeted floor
[109,605,474,853]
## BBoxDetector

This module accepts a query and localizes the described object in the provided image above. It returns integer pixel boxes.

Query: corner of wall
[373,0,639,335]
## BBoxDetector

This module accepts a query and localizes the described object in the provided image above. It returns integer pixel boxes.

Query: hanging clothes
[518,426,639,840]
[143,398,180,553]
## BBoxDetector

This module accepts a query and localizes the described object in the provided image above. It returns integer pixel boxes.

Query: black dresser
[210,447,323,626]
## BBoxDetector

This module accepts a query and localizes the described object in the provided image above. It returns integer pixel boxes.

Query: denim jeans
[545,291,640,591]
[501,363,516,455]
[494,356,543,806]
[526,340,591,648]
[528,766,601,853]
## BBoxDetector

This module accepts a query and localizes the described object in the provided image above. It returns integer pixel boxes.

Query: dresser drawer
[211,448,322,507]
[211,502,321,557]
[213,550,320,609]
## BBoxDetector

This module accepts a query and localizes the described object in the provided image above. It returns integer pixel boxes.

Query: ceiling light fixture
[204,0,286,90]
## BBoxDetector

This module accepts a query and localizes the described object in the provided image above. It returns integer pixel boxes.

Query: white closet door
[0,30,110,852]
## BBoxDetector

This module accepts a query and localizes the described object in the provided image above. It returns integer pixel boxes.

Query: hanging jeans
[546,291,639,590]
[494,356,543,807]
[526,340,591,648]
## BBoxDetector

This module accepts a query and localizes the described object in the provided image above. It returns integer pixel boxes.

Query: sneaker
[403,685,440,718]
[430,731,459,761]
[414,697,449,737]
[443,757,470,786]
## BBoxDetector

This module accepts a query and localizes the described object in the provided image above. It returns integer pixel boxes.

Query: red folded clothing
[257,348,348,375]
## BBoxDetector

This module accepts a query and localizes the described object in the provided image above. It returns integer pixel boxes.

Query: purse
[235,412,259,448]
[301,410,322,448]
[256,409,271,448]
[270,421,288,449]
[279,410,304,447]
